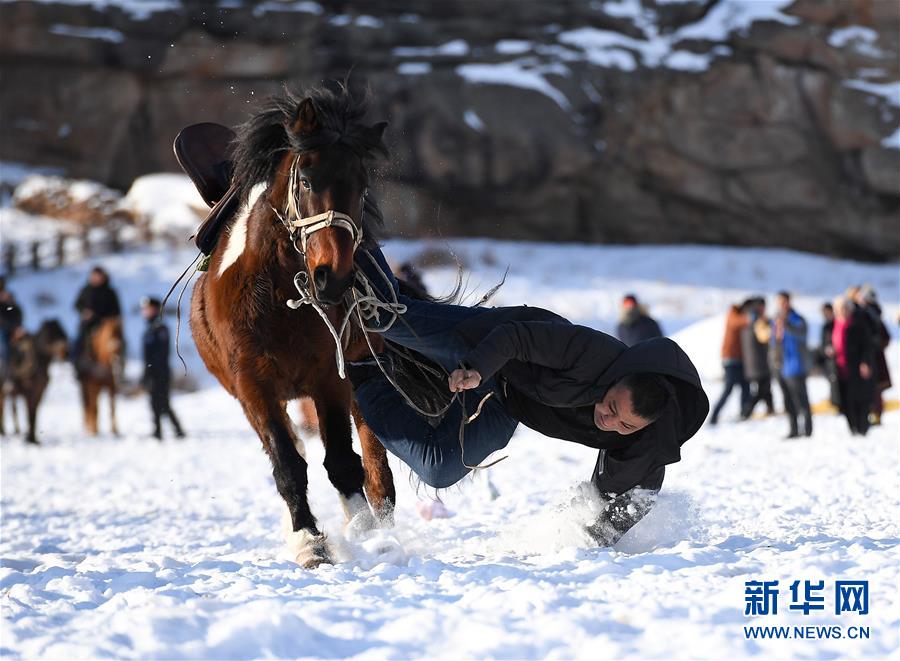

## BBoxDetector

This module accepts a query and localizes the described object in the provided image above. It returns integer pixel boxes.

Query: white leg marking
[340,492,370,521]
[281,506,329,568]
[341,493,377,537]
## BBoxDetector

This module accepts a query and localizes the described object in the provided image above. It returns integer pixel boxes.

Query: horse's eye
[300,178,311,191]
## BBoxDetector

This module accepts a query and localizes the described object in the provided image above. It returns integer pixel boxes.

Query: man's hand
[448,368,482,392]
[860,363,872,380]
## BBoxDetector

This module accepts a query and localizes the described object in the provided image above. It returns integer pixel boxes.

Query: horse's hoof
[285,529,332,568]
[375,508,396,529]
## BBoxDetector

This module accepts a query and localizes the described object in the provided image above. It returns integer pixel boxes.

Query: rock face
[1,0,898,260]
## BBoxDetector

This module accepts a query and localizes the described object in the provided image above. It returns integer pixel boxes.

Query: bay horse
[189,84,395,568]
[78,317,124,435]
[0,319,68,444]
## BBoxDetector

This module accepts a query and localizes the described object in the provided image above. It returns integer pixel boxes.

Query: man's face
[823,307,834,322]
[141,304,159,320]
[777,295,790,315]
[89,272,104,287]
[593,384,652,435]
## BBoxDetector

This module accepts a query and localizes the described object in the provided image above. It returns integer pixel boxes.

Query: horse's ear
[290,98,318,135]
[372,121,388,139]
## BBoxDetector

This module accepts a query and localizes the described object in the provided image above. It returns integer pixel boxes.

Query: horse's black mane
[230,82,388,230]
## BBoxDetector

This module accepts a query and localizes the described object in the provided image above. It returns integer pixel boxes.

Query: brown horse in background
[78,317,124,435]
[189,84,395,567]
[0,319,68,444]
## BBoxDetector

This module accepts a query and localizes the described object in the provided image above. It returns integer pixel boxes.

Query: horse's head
[232,83,388,306]
[36,318,69,360]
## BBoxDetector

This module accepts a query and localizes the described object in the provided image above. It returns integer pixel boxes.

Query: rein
[275,156,505,472]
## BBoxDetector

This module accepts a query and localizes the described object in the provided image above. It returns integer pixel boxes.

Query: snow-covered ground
[1,230,898,658]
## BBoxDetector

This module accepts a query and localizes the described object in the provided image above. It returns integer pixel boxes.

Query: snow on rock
[844,80,900,108]
[673,0,798,41]
[463,109,486,132]
[882,126,900,150]
[456,62,571,111]
[0,0,182,20]
[556,0,797,74]
[48,23,126,42]
[396,62,431,76]
[395,39,470,59]
[250,0,324,16]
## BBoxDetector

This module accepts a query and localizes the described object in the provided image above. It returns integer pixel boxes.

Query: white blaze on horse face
[217,182,268,277]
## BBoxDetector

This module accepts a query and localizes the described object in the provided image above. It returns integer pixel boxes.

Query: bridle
[276,154,365,260]
[272,153,505,472]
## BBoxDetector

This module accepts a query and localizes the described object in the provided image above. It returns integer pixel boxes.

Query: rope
[276,159,503,472]
[287,248,505,471]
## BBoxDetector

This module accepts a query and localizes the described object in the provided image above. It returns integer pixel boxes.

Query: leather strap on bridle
[288,210,362,253]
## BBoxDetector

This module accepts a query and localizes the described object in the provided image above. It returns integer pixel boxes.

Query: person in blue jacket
[771,291,812,438]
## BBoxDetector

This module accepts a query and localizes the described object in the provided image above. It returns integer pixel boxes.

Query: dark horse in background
[188,84,395,567]
[0,319,68,444]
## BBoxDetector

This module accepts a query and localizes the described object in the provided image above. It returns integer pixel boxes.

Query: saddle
[173,122,240,255]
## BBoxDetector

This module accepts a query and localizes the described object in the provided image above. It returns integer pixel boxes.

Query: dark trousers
[742,377,774,417]
[711,362,750,423]
[838,378,872,436]
[352,247,519,488]
[147,375,183,439]
[777,374,812,437]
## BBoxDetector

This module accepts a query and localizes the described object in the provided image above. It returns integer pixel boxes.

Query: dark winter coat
[455,305,708,532]
[864,303,892,392]
[455,306,708,544]
[821,320,834,351]
[142,320,171,384]
[0,297,23,339]
[616,309,663,347]
[74,283,121,325]
[740,316,770,381]
[841,309,876,390]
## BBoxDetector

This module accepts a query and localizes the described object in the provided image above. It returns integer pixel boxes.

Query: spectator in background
[72,266,122,372]
[0,277,24,384]
[740,296,774,418]
[141,297,184,441]
[709,302,750,425]
[859,286,891,426]
[817,302,840,409]
[771,291,812,438]
[832,296,875,436]
[616,294,663,347]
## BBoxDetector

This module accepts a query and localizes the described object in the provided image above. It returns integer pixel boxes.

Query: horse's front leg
[351,400,395,526]
[312,377,373,532]
[238,379,329,567]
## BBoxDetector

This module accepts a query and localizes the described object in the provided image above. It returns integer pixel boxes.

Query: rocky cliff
[1,0,898,260]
